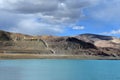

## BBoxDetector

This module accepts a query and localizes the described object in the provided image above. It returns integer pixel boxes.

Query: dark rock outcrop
[0,30,11,41]
[66,37,97,49]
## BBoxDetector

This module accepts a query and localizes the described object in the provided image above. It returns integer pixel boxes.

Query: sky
[0,0,120,37]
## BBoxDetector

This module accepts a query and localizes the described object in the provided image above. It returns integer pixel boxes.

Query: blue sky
[0,0,120,37]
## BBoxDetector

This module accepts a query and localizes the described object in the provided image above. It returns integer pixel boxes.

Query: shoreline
[0,54,119,60]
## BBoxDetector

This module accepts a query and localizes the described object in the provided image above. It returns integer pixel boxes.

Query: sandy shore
[0,53,119,60]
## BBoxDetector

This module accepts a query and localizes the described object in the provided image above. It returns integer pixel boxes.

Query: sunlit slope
[0,40,52,54]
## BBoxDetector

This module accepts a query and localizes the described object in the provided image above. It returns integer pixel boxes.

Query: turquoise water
[0,60,120,80]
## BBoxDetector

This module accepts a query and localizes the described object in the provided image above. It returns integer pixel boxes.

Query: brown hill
[75,33,113,43]
[76,33,120,49]
[0,30,120,59]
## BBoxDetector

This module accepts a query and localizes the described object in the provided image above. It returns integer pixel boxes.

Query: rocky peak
[65,37,97,49]
[76,33,113,43]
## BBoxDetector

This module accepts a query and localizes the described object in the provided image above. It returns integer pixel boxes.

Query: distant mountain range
[0,30,120,59]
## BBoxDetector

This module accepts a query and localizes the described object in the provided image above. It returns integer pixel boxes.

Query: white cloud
[102,29,120,35]
[9,18,63,35]
[72,26,85,30]
[0,0,86,24]
[0,0,119,35]
[0,0,92,35]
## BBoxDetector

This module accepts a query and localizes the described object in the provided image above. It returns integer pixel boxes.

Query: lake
[0,59,120,80]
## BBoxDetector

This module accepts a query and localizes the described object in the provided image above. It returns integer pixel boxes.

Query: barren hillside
[0,30,120,59]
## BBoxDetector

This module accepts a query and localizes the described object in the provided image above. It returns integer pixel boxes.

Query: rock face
[0,30,11,41]
[0,30,120,59]
[45,37,97,49]
[65,37,97,49]
[76,33,113,43]
[76,33,120,49]
[45,36,120,57]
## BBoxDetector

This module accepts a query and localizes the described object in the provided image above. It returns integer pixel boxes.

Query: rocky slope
[0,30,120,59]
[75,33,113,43]
[0,30,11,41]
[75,33,120,49]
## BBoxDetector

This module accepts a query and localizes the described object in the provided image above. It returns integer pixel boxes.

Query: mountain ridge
[0,30,120,59]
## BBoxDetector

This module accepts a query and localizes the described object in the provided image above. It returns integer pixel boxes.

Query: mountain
[76,33,113,43]
[75,33,120,49]
[0,30,120,59]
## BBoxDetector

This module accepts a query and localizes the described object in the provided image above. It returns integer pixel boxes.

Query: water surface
[0,59,120,80]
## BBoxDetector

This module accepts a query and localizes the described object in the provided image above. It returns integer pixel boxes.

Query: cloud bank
[0,0,120,35]
[0,0,98,35]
